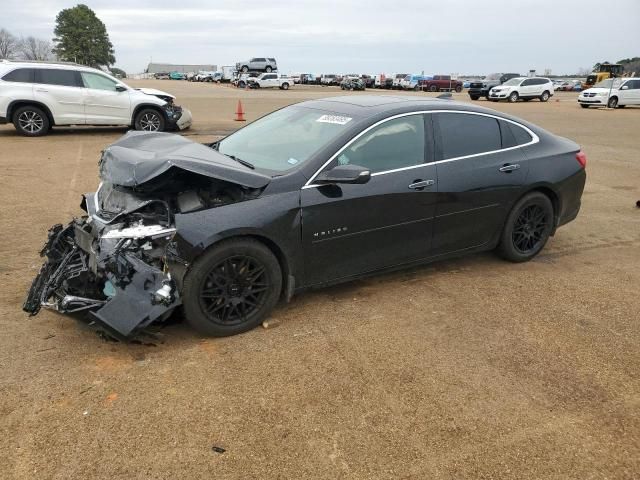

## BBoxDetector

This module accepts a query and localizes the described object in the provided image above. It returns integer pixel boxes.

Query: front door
[80,72,132,125]
[431,112,529,255]
[301,113,438,286]
[620,79,640,105]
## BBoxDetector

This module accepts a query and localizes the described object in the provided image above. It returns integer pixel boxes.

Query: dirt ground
[1,82,639,479]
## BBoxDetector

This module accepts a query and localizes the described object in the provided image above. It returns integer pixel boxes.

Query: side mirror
[315,164,371,185]
[115,85,127,92]
[621,85,629,90]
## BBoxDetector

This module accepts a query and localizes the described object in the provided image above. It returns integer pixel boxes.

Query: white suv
[489,77,554,103]
[0,61,192,136]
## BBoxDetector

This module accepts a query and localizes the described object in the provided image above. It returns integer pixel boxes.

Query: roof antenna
[437,92,453,99]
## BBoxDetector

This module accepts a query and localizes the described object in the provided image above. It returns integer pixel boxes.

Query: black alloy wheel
[183,239,282,336]
[497,192,554,262]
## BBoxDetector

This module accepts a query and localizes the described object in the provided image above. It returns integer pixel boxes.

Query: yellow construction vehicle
[582,63,624,90]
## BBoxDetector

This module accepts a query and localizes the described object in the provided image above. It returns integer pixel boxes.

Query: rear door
[33,68,85,124]
[431,111,530,255]
[301,113,438,285]
[80,71,132,125]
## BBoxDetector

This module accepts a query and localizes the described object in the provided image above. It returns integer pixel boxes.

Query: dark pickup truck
[469,73,520,100]
[420,75,463,93]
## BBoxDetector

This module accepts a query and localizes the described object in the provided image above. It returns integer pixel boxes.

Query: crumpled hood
[134,87,176,100]
[99,131,271,189]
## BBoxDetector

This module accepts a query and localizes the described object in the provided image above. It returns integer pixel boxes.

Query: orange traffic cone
[235,100,246,122]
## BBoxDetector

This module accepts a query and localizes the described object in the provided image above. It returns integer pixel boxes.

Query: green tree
[53,4,115,67]
[110,67,126,78]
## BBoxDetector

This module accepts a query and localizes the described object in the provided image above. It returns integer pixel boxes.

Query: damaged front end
[23,217,180,338]
[23,132,270,338]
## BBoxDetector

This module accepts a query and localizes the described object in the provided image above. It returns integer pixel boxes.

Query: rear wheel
[607,96,618,108]
[134,108,165,132]
[497,192,554,262]
[508,91,519,103]
[13,105,50,137]
[455,85,462,93]
[429,85,438,92]
[183,239,282,337]
[540,90,550,102]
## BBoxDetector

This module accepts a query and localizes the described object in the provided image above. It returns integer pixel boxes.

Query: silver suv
[235,58,277,73]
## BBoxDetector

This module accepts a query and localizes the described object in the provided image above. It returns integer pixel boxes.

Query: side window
[442,75,451,81]
[626,80,640,89]
[255,58,266,62]
[2,68,35,83]
[521,79,533,86]
[81,72,118,91]
[36,69,81,87]
[500,120,533,148]
[436,113,501,160]
[335,115,425,174]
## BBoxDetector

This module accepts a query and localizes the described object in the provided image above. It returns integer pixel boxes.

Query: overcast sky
[3,0,640,75]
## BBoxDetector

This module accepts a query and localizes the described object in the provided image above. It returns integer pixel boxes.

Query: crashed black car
[24,96,586,338]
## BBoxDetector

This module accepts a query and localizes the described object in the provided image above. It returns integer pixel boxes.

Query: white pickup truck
[249,73,293,90]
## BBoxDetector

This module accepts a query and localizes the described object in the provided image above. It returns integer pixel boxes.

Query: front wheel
[13,105,50,137]
[580,104,590,109]
[455,85,462,93]
[183,239,282,337]
[134,108,165,132]
[497,192,554,262]
[281,82,289,90]
[540,91,550,102]
[470,95,479,100]
[241,66,249,73]
[429,85,438,92]
[508,91,519,103]
[607,96,618,108]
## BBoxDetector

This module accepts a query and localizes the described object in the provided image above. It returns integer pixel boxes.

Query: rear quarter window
[500,120,533,148]
[2,68,35,83]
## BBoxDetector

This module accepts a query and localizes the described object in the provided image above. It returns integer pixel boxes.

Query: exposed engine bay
[23,131,269,338]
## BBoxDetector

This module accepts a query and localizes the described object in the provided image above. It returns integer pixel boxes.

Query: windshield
[218,106,357,172]
[484,73,501,81]
[594,78,623,89]
[502,78,522,86]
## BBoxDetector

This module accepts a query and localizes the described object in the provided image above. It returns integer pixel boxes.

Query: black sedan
[24,96,586,338]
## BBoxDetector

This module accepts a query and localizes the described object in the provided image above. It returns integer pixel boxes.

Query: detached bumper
[176,108,192,130]
[23,219,181,338]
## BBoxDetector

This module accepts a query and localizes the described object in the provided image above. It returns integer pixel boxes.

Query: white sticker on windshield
[317,114,352,125]
[288,158,299,165]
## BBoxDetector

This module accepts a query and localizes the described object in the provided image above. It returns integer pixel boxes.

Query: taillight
[576,150,587,168]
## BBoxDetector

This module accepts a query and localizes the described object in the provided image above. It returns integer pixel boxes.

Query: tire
[281,82,289,90]
[413,85,420,91]
[134,108,165,132]
[429,85,438,92]
[580,104,590,109]
[183,239,282,337]
[13,105,50,137]
[241,66,249,73]
[238,81,245,89]
[540,91,550,102]
[470,95,479,100]
[265,66,272,73]
[607,96,618,108]
[497,192,554,263]
[455,85,462,93]
[508,91,519,103]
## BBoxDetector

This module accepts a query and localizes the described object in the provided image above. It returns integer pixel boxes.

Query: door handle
[35,88,49,93]
[408,179,435,190]
[499,164,520,173]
